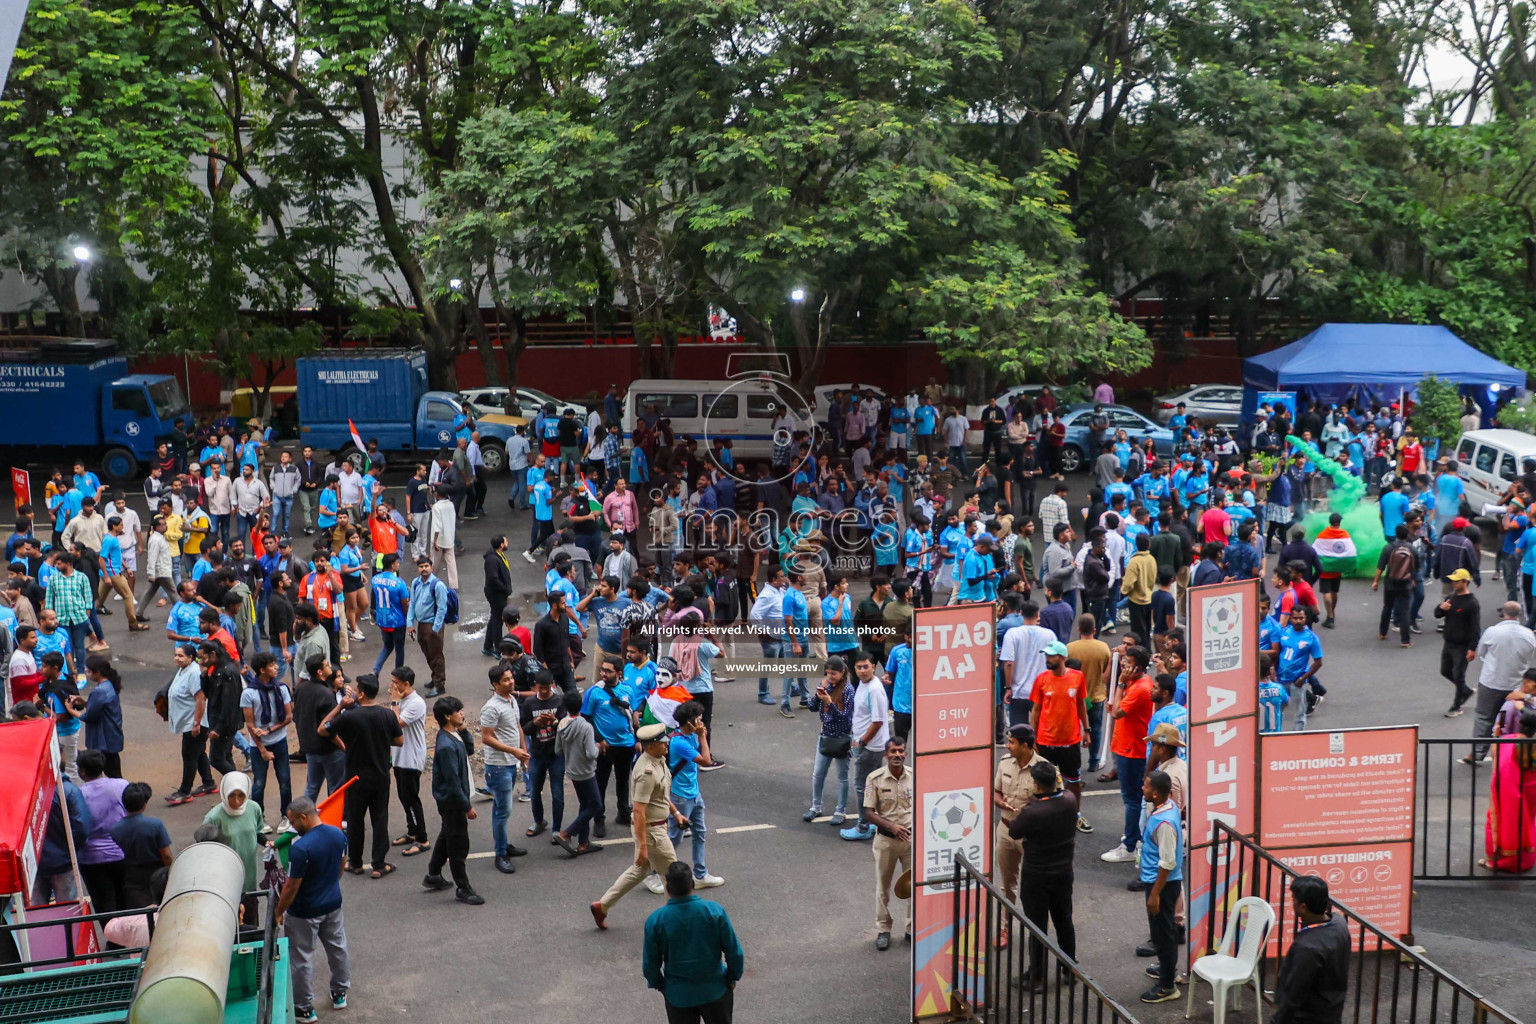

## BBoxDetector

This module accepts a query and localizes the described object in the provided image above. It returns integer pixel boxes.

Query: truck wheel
[102,447,140,482]
[479,441,506,474]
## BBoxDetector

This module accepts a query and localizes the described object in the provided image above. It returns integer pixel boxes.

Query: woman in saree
[1484,709,1536,873]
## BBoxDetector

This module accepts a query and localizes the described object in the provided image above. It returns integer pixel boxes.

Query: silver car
[1151,384,1243,428]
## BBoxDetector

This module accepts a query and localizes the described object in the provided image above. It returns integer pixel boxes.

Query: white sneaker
[643,873,665,894]
[1100,844,1138,863]
[278,819,297,834]
[521,551,535,563]
[259,820,273,835]
[696,873,724,888]
[350,629,365,641]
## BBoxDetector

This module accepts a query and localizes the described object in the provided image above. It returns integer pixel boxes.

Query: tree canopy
[5,0,1535,392]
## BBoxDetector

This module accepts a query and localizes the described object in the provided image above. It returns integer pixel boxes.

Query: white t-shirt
[852,678,891,752]
[111,507,142,553]
[336,470,364,506]
[393,690,428,770]
[1000,623,1056,700]
[943,415,969,446]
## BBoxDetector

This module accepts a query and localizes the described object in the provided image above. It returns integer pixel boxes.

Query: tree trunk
[40,263,85,338]
[501,307,528,414]
[466,297,502,386]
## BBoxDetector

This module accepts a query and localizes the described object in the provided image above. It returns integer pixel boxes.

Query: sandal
[401,843,430,857]
[370,863,397,879]
[345,865,366,876]
[526,821,548,838]
[1097,770,1118,783]
[391,834,414,846]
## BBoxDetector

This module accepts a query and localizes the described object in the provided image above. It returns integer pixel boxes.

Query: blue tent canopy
[1242,323,1526,417]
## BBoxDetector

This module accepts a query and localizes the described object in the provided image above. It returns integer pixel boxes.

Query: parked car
[459,386,588,420]
[1151,384,1243,428]
[1058,403,1175,473]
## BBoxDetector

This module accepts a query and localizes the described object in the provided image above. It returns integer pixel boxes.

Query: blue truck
[296,350,526,471]
[0,341,192,481]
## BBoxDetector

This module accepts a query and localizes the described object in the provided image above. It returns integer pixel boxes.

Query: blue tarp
[1241,323,1527,419]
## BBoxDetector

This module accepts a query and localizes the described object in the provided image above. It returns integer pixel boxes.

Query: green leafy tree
[0,0,214,334]
[1412,374,1466,448]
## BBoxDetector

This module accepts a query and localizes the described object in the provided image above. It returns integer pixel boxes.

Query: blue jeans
[1115,753,1146,851]
[509,477,529,510]
[1087,701,1105,768]
[566,776,600,844]
[757,638,788,697]
[372,628,406,676]
[668,795,709,878]
[273,495,293,536]
[528,752,565,831]
[209,513,229,548]
[236,513,257,543]
[271,643,295,683]
[485,763,517,859]
[303,747,346,802]
[65,622,92,673]
[811,748,851,814]
[950,443,968,473]
[250,737,292,818]
[1410,578,1426,624]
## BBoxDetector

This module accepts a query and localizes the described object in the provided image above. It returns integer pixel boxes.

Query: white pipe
[129,841,246,1024]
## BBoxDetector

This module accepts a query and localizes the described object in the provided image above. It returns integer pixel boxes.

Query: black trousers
[665,990,733,1024]
[1129,602,1152,646]
[1020,871,1075,979]
[694,692,715,737]
[483,596,507,653]
[1440,642,1474,706]
[893,711,912,743]
[344,781,391,872]
[122,863,160,910]
[595,743,634,824]
[80,861,125,914]
[394,767,428,843]
[208,730,237,776]
[428,802,471,888]
[1147,878,1182,989]
[179,729,214,793]
[101,751,122,779]
[1378,587,1411,645]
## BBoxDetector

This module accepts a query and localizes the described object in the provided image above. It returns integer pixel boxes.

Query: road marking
[464,822,777,858]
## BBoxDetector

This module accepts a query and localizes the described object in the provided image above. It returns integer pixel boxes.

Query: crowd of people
[3,380,1535,1022]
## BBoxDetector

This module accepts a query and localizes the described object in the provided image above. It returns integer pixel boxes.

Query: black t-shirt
[557,418,582,446]
[197,573,229,610]
[292,680,339,756]
[1009,790,1078,878]
[268,592,295,645]
[520,693,567,757]
[329,704,402,786]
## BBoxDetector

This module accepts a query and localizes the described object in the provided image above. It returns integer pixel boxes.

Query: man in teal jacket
[643,862,744,1023]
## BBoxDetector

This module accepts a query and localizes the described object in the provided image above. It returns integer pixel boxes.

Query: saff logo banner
[1200,593,1244,673]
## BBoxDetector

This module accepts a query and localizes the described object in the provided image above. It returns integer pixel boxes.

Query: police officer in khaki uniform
[590,723,687,930]
[993,723,1052,948]
[863,736,913,951]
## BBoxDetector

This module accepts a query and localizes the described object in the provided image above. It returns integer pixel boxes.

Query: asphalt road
[8,473,1534,1023]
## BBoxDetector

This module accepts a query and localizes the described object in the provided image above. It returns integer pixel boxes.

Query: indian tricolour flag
[1312,526,1357,574]
[643,682,695,729]
[348,419,370,469]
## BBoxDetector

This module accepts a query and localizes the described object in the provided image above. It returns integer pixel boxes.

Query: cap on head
[637,723,668,743]
[1044,640,1069,657]
[1448,568,1472,582]
[1450,517,1469,530]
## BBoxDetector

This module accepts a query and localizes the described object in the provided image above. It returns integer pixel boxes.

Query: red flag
[347,420,370,470]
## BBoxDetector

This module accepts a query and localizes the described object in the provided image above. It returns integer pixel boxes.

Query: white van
[1454,429,1536,511]
[622,377,815,460]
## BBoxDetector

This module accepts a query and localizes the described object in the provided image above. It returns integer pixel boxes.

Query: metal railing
[1208,822,1522,1024]
[949,857,1143,1024]
[1417,737,1536,881]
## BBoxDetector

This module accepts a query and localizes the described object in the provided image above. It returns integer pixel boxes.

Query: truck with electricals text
[0,339,193,481]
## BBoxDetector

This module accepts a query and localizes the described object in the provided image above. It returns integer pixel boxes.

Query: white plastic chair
[1185,896,1276,1024]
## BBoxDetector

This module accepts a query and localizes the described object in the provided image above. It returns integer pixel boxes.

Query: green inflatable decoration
[1286,435,1385,579]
